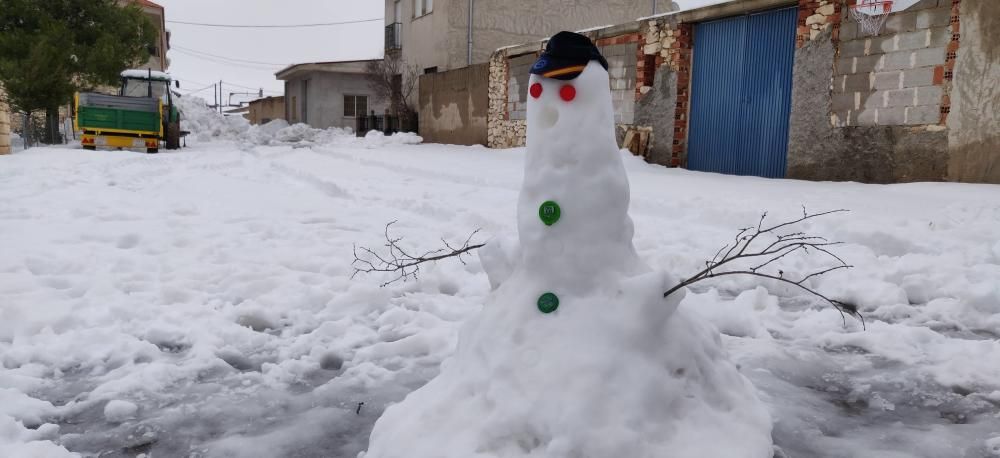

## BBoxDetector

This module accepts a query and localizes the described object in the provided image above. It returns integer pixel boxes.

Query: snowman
[363,32,772,458]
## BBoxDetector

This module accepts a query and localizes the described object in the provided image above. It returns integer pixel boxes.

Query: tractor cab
[119,69,180,125]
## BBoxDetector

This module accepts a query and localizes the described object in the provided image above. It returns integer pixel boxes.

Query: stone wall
[636,19,692,166]
[798,0,841,46]
[488,51,526,148]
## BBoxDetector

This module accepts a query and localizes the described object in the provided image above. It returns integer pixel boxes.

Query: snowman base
[363,270,773,458]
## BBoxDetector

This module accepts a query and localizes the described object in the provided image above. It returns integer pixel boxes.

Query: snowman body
[364,60,773,458]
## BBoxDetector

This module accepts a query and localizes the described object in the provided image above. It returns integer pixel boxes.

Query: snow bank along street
[2,106,1000,456]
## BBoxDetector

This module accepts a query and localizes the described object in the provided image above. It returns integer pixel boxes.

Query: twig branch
[352,208,862,328]
[665,208,863,328]
[351,221,485,286]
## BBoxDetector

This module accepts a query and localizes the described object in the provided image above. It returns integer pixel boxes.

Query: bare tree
[352,209,862,325]
[365,54,419,122]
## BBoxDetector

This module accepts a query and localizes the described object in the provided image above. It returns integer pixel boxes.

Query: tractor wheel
[83,145,96,151]
[147,148,159,154]
[166,122,181,150]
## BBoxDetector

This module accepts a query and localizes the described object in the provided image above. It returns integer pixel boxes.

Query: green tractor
[75,69,182,154]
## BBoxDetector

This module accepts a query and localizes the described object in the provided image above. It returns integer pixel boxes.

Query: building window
[423,66,438,74]
[413,0,432,17]
[344,95,368,117]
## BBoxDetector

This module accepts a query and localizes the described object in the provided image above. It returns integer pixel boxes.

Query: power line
[165,17,382,29]
[179,82,217,95]
[171,48,283,70]
[172,45,290,66]
[222,80,281,92]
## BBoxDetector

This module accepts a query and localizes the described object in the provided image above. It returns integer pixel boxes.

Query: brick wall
[832,0,954,127]
[664,24,692,167]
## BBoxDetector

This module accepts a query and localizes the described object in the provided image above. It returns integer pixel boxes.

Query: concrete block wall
[598,43,638,124]
[506,54,536,122]
[832,0,953,127]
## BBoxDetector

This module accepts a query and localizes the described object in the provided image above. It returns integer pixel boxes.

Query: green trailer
[75,69,181,153]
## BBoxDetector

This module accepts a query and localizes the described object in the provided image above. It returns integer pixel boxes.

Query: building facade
[485,0,1000,184]
[246,96,286,125]
[275,60,389,130]
[384,0,678,76]
[131,0,170,72]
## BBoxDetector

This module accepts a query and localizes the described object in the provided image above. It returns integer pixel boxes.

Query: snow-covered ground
[2,127,1000,457]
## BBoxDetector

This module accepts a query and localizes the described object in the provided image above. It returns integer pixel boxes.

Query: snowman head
[530,31,608,81]
[526,32,614,139]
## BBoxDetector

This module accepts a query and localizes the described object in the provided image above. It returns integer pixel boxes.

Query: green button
[537,292,559,314]
[538,201,561,226]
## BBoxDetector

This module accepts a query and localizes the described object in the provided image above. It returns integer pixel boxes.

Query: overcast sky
[158,0,720,105]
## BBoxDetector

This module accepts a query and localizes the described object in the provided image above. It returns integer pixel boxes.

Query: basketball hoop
[850,0,894,36]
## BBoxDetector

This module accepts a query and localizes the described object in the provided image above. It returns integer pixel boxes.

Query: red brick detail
[797,0,842,47]
[668,23,693,166]
[941,0,961,124]
[595,33,640,48]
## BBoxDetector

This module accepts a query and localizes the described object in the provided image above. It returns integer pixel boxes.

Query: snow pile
[177,96,422,148]
[177,95,250,141]
[364,60,772,457]
[244,120,421,149]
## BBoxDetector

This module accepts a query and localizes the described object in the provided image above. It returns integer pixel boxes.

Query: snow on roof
[274,59,380,79]
[121,69,171,81]
[574,24,614,34]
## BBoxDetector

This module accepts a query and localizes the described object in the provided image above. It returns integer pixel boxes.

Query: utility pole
[652,0,657,15]
[218,80,223,113]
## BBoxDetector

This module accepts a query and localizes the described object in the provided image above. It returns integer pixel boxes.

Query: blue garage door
[687,7,797,178]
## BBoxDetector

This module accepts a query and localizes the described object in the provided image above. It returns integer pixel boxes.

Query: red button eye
[529,83,543,99]
[559,85,576,102]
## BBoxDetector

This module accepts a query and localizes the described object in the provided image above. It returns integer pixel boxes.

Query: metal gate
[687,7,797,178]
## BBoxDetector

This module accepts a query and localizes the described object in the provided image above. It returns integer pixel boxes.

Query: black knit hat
[530,31,609,80]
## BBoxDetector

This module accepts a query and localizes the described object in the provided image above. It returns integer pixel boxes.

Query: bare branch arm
[665,208,862,327]
[352,222,486,286]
